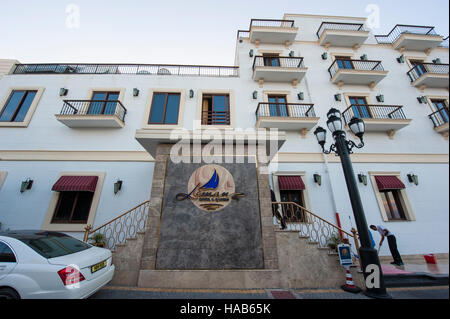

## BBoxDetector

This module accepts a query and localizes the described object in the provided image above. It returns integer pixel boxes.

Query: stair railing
[83,200,150,250]
[272,201,360,252]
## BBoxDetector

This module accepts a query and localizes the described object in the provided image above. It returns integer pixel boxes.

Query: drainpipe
[322,153,343,239]
[303,65,343,237]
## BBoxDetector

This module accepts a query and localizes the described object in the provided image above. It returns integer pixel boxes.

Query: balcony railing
[13,63,239,77]
[342,105,406,124]
[440,36,449,48]
[375,24,439,44]
[407,63,449,82]
[256,103,316,118]
[316,22,366,39]
[252,56,305,70]
[250,19,295,28]
[237,19,295,39]
[328,59,384,78]
[201,111,230,125]
[60,99,127,122]
[429,107,449,128]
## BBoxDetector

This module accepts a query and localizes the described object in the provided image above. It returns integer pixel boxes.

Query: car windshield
[15,232,91,259]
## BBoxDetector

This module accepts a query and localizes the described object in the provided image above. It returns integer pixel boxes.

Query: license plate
[91,260,107,273]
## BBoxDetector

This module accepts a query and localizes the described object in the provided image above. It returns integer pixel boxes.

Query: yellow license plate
[91,260,107,273]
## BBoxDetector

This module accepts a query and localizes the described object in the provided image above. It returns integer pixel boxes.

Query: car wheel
[0,287,20,300]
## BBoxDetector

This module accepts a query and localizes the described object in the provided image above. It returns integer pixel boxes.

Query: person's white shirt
[377,225,393,237]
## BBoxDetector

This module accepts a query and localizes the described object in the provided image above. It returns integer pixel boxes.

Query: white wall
[0,161,154,240]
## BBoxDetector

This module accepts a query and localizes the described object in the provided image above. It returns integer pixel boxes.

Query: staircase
[83,200,150,286]
[83,200,364,288]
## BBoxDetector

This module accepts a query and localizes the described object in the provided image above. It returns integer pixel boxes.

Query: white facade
[0,13,448,256]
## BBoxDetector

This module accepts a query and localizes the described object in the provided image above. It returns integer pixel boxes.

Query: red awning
[278,175,305,190]
[375,175,405,191]
[52,176,98,192]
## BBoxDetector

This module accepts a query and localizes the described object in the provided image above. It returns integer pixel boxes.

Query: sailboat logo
[176,165,244,212]
[201,169,219,189]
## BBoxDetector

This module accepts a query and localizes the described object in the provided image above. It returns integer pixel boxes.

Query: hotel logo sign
[176,165,244,212]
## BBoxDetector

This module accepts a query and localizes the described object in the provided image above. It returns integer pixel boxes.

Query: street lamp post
[314,108,391,299]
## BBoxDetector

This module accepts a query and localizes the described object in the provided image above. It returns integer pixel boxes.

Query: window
[0,90,37,122]
[263,54,280,67]
[379,190,407,221]
[279,190,307,222]
[0,242,16,263]
[349,96,371,118]
[335,56,354,69]
[369,172,416,222]
[430,99,449,126]
[409,59,426,77]
[52,191,94,224]
[88,91,120,115]
[202,94,230,125]
[268,95,288,117]
[15,233,91,259]
[148,92,180,124]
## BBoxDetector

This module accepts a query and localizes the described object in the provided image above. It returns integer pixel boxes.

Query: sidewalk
[91,285,449,299]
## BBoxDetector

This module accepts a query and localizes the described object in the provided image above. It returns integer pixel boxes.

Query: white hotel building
[0,13,448,288]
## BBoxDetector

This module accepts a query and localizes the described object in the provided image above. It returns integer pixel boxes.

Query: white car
[0,230,114,299]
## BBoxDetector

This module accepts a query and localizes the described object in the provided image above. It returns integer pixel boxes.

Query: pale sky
[0,0,448,65]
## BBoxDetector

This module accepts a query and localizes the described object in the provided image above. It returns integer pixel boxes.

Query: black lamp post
[313,108,391,299]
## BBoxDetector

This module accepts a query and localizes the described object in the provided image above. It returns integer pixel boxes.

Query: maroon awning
[375,175,405,191]
[278,175,305,190]
[52,176,98,192]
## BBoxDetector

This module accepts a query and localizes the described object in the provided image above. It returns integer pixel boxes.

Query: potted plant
[88,233,106,248]
[327,233,343,252]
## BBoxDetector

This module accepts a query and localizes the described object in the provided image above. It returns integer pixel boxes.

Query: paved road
[90,285,449,299]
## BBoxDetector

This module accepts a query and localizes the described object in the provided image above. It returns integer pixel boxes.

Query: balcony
[407,63,449,90]
[375,25,444,53]
[55,100,127,128]
[429,107,449,139]
[316,22,369,49]
[342,104,411,138]
[328,59,388,89]
[255,103,319,136]
[252,56,307,87]
[248,19,298,46]
[12,63,239,77]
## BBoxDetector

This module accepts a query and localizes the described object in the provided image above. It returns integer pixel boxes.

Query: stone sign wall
[155,161,264,269]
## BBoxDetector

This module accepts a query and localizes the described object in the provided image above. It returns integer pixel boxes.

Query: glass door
[335,56,354,69]
[349,97,371,118]
[88,92,120,115]
[268,95,288,117]
[431,99,449,125]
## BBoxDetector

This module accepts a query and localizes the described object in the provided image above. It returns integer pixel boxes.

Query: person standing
[370,224,404,266]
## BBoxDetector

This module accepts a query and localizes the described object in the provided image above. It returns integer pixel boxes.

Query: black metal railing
[439,36,449,48]
[375,24,440,44]
[429,107,449,128]
[13,63,239,77]
[343,105,406,124]
[253,56,305,70]
[407,63,449,82]
[237,30,250,39]
[256,103,316,118]
[60,100,127,122]
[328,59,384,78]
[250,19,295,28]
[201,111,230,125]
[237,19,295,40]
[316,22,366,39]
